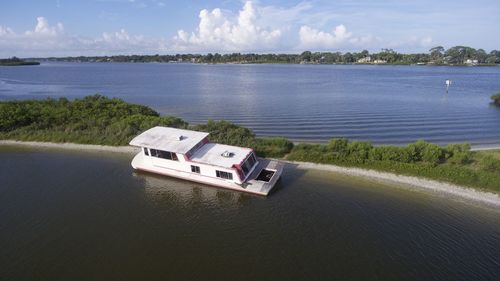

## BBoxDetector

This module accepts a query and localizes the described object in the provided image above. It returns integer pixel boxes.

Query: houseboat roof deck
[129,126,209,154]
[190,143,252,168]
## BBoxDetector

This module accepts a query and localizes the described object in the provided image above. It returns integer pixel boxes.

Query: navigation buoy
[445,80,452,93]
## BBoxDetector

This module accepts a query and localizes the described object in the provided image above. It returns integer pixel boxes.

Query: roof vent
[221,151,234,158]
[177,135,184,141]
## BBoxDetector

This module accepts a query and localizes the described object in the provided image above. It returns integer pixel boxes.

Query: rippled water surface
[1,63,500,144]
[0,147,498,280]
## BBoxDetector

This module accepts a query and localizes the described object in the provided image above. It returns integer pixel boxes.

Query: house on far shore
[357,56,371,63]
[465,59,479,66]
[373,59,387,64]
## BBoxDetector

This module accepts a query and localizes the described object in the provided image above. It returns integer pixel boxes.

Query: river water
[1,146,498,280]
[1,62,500,145]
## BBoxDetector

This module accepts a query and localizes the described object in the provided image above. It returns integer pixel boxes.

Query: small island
[0,56,40,66]
[1,95,499,194]
[491,93,500,106]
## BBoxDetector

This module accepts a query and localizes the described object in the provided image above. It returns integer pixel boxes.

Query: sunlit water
[0,147,498,280]
[1,62,500,145]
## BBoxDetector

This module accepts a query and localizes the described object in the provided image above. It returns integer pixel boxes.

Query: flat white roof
[129,126,209,154]
[190,143,252,169]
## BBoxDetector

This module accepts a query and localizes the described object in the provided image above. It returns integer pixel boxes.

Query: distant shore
[2,140,499,208]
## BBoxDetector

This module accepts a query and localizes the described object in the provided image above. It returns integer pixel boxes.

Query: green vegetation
[287,140,500,192]
[0,95,293,157]
[42,45,500,65]
[0,56,40,66]
[0,95,187,145]
[1,95,499,193]
[192,119,293,158]
[491,93,500,106]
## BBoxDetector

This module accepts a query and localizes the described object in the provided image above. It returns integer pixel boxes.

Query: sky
[1,0,499,57]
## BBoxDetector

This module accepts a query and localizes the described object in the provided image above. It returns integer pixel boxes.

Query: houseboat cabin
[129,126,283,195]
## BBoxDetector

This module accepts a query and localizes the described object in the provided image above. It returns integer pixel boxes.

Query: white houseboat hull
[131,152,283,196]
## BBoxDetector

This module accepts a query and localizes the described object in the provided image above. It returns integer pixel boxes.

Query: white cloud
[173,1,282,52]
[0,25,14,36]
[299,25,352,48]
[25,17,64,36]
[0,17,164,57]
[0,3,437,57]
[298,24,384,50]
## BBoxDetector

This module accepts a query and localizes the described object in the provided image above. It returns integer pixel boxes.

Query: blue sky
[1,0,499,57]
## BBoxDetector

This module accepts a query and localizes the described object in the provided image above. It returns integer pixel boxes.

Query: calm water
[0,147,499,280]
[1,62,500,145]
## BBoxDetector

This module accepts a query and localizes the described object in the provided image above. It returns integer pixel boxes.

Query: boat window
[216,170,233,180]
[150,149,178,161]
[248,153,257,167]
[191,165,200,173]
[240,153,257,176]
[158,150,170,159]
[143,147,149,156]
[241,162,250,175]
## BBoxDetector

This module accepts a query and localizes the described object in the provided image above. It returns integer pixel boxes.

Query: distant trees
[491,93,500,106]
[0,56,40,66]
[429,46,445,63]
[41,46,500,66]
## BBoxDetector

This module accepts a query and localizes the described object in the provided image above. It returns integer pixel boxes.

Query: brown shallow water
[0,146,499,281]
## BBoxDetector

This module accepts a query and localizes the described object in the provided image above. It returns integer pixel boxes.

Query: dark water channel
[1,147,498,280]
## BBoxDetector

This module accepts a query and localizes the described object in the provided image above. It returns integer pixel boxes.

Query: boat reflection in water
[132,171,259,208]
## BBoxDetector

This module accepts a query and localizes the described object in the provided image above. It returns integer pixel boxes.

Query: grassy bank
[287,141,500,192]
[1,95,499,193]
[0,95,292,157]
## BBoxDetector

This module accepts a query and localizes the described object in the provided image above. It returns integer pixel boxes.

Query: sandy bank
[1,140,499,207]
[0,140,139,154]
[287,160,500,207]
[470,144,500,151]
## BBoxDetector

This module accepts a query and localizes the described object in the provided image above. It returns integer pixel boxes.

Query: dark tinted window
[150,149,178,161]
[143,148,149,156]
[191,165,200,173]
[216,170,233,180]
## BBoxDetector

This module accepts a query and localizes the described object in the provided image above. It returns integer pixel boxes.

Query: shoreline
[287,161,500,208]
[0,140,139,154]
[1,140,499,208]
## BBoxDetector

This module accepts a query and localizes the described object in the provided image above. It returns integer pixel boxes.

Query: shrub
[448,152,471,165]
[479,156,500,172]
[491,93,500,106]
[328,138,349,158]
[406,140,429,162]
[444,143,471,164]
[421,143,445,165]
[193,120,293,158]
[369,146,411,163]
[0,95,186,145]
[192,119,255,147]
[347,141,373,163]
[254,137,294,158]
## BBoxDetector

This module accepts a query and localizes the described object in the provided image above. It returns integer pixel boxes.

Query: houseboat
[129,126,283,196]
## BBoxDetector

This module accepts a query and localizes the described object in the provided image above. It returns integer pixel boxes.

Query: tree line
[36,46,500,65]
[0,56,40,66]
